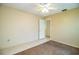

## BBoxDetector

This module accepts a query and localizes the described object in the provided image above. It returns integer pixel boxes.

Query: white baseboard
[51,39,79,49]
[0,38,49,55]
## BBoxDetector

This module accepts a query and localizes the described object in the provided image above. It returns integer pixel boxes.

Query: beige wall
[0,6,40,49]
[45,8,79,48]
[45,20,50,37]
[44,17,51,38]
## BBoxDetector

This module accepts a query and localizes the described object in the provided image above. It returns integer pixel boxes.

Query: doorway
[39,19,50,39]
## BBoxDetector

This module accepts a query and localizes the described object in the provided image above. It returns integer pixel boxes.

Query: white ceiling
[1,3,79,17]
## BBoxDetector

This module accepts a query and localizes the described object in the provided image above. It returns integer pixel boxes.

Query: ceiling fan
[36,3,57,13]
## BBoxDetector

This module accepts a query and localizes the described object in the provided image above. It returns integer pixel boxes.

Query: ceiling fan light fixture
[37,3,51,13]
[37,3,57,13]
[42,8,49,13]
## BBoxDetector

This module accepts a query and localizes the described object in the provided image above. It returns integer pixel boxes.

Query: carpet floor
[15,40,79,55]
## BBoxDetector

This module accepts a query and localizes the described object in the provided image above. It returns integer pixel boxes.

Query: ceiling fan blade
[48,7,57,10]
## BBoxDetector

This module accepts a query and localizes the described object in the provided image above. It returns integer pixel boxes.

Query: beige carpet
[15,40,79,55]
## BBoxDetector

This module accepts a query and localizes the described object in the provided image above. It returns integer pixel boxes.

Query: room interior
[0,3,79,55]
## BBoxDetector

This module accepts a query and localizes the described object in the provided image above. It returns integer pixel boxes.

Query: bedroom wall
[45,8,79,48]
[0,5,40,49]
[45,20,50,37]
[44,17,51,38]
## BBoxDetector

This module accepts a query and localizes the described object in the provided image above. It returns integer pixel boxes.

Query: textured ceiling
[1,3,79,17]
